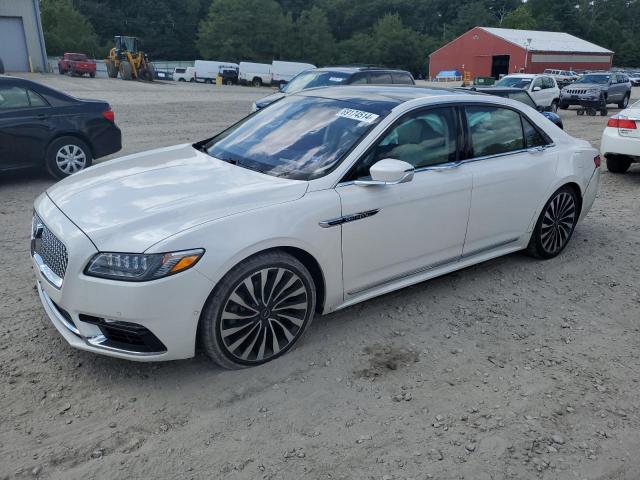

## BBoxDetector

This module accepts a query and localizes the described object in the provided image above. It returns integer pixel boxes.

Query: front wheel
[199,251,316,369]
[45,136,93,179]
[550,100,559,113]
[527,186,579,259]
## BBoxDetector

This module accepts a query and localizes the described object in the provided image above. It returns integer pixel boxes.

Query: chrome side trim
[347,237,521,296]
[336,144,557,187]
[347,255,459,296]
[461,237,520,259]
[33,252,63,289]
[319,209,380,228]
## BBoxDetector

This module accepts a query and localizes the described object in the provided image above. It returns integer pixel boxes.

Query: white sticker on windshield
[336,108,379,124]
[329,77,344,82]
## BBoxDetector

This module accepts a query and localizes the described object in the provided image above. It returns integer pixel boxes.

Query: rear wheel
[252,77,262,87]
[119,61,132,80]
[606,154,632,173]
[178,78,186,82]
[527,186,579,259]
[89,72,95,78]
[45,136,93,179]
[618,93,630,109]
[199,251,316,369]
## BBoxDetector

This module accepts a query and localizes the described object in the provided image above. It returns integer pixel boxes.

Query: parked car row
[173,60,316,87]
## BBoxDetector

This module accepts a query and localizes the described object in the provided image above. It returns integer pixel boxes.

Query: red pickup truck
[58,53,97,77]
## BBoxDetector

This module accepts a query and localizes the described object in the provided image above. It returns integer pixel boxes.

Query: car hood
[46,144,308,252]
[256,92,286,109]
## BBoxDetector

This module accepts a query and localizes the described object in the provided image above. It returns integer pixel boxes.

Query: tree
[292,7,335,64]
[502,4,538,29]
[371,14,426,73]
[40,0,99,56]
[197,0,292,61]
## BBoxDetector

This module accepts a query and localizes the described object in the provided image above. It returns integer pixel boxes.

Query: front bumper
[32,194,215,361]
[601,127,640,159]
[560,93,602,106]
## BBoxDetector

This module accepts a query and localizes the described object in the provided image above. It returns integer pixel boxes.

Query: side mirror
[532,86,541,92]
[355,159,415,186]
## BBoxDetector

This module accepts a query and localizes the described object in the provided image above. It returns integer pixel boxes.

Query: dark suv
[559,72,632,113]
[252,66,415,111]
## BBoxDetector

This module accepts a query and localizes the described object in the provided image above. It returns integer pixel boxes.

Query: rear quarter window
[369,72,393,84]
[392,73,414,85]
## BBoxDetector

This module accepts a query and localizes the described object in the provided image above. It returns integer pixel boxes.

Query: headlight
[85,249,204,281]
[250,102,258,112]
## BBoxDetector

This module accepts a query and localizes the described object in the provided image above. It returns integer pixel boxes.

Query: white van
[238,62,272,87]
[194,60,239,83]
[173,66,196,82]
[271,61,315,86]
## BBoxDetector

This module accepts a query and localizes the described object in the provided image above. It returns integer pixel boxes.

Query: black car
[457,86,564,129]
[0,76,121,178]
[221,68,238,85]
[252,66,415,111]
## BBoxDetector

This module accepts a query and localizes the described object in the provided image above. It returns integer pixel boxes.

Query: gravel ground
[1,75,640,480]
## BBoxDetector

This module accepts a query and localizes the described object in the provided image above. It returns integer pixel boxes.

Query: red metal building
[429,27,613,79]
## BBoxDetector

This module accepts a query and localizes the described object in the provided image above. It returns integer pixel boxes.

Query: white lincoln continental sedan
[31,86,600,368]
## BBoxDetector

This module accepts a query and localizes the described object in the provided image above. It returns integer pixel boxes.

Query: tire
[618,93,630,109]
[70,68,78,77]
[550,100,559,113]
[189,78,195,82]
[205,78,212,84]
[45,136,93,179]
[178,78,186,82]
[252,77,262,87]
[89,72,95,78]
[146,63,155,81]
[199,251,316,369]
[577,109,584,116]
[600,106,608,116]
[58,66,65,75]
[225,79,233,86]
[106,60,118,78]
[119,61,132,80]
[606,155,632,174]
[526,186,579,259]
[559,102,569,110]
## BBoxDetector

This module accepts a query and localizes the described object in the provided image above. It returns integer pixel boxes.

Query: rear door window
[27,90,48,107]
[368,72,393,84]
[0,86,31,109]
[348,73,368,85]
[522,117,548,148]
[465,106,525,157]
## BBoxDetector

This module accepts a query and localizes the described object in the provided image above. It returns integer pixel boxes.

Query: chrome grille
[32,214,68,281]
[566,88,588,95]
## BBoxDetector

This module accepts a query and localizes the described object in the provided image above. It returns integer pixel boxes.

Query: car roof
[502,74,540,78]
[295,85,466,112]
[457,86,528,94]
[313,66,411,75]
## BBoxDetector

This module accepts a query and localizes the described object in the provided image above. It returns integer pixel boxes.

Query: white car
[601,98,640,173]
[173,66,196,82]
[31,86,600,368]
[496,74,561,111]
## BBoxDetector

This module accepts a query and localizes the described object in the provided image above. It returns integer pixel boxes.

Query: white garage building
[0,0,47,72]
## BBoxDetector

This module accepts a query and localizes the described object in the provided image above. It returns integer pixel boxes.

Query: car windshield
[575,74,610,84]
[282,71,350,94]
[68,54,88,61]
[205,96,384,180]
[495,77,533,89]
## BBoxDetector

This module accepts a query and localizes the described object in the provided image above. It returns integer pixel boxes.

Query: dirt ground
[1,75,640,480]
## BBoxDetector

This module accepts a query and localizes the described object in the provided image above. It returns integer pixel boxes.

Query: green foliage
[502,4,538,30]
[40,0,99,56]
[43,0,640,71]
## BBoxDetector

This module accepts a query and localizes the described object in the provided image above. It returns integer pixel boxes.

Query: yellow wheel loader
[105,36,155,81]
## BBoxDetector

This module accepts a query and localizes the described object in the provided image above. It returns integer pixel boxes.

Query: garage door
[0,17,29,71]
